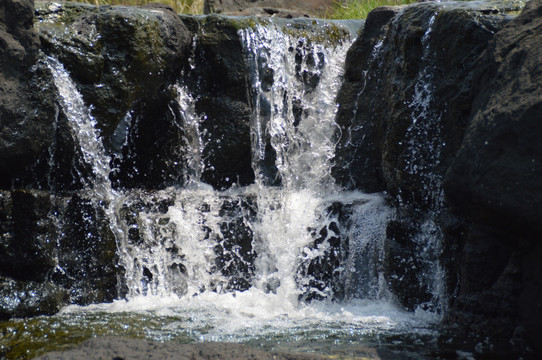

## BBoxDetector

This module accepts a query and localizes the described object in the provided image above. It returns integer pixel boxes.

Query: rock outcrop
[0,0,56,188]
[180,15,255,189]
[333,0,541,356]
[0,1,193,318]
[333,0,517,312]
[443,0,542,356]
[35,2,192,189]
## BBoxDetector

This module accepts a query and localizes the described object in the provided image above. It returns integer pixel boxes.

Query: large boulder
[0,0,56,187]
[0,277,68,320]
[333,1,515,205]
[443,0,542,355]
[332,0,519,313]
[180,15,256,190]
[35,2,192,189]
[0,190,56,282]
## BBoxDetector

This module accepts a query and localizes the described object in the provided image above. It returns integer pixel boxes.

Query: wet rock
[180,16,255,190]
[0,190,56,282]
[297,202,349,302]
[36,1,191,138]
[332,0,522,314]
[204,0,335,18]
[215,196,257,292]
[333,2,515,206]
[443,0,542,355]
[34,2,192,190]
[0,0,56,187]
[110,95,186,189]
[51,193,120,305]
[384,218,432,311]
[0,277,68,320]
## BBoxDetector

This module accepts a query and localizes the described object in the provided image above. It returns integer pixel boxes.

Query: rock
[36,2,191,190]
[0,277,69,320]
[443,0,542,355]
[0,0,56,187]
[180,15,256,190]
[0,190,56,282]
[297,202,350,302]
[332,6,400,194]
[333,1,515,207]
[444,0,542,239]
[32,336,341,360]
[215,196,257,292]
[204,0,336,18]
[36,1,191,138]
[333,0,519,312]
[50,193,120,305]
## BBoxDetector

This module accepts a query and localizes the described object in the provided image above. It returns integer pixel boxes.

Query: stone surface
[333,2,514,205]
[50,193,120,305]
[36,1,191,189]
[0,277,69,320]
[180,15,256,190]
[33,336,348,360]
[0,190,55,282]
[333,1,517,313]
[443,0,542,356]
[204,0,336,18]
[0,0,56,187]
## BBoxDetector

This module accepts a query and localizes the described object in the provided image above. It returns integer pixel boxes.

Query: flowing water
[2,20,446,360]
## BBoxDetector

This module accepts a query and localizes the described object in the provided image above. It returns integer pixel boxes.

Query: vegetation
[66,0,416,18]
[327,0,417,19]
[70,0,204,14]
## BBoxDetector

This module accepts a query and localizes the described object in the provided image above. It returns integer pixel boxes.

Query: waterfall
[100,21,395,305]
[44,18,446,316]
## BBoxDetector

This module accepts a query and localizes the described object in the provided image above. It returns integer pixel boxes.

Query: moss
[0,312,195,359]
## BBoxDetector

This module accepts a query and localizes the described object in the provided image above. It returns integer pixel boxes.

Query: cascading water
[34,18,441,358]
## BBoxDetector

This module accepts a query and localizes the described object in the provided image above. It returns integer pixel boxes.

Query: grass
[327,0,418,19]
[64,0,416,18]
[69,0,205,14]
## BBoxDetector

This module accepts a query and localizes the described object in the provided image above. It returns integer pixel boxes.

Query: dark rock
[384,218,432,311]
[333,2,513,207]
[332,0,522,314]
[110,94,186,189]
[0,190,56,282]
[0,277,69,320]
[50,193,120,305]
[35,2,192,190]
[180,15,255,190]
[0,0,56,186]
[444,0,542,239]
[332,6,400,193]
[443,0,542,355]
[297,202,349,302]
[215,196,257,292]
[204,0,335,18]
[36,1,191,138]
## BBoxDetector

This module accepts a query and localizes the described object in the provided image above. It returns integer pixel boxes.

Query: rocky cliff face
[0,0,56,188]
[1,0,194,318]
[333,0,541,356]
[444,0,542,355]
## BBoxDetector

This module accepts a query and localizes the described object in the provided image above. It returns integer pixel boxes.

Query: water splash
[46,56,114,198]
[240,24,352,191]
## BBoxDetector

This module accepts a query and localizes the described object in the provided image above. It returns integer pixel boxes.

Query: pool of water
[1,292,445,359]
